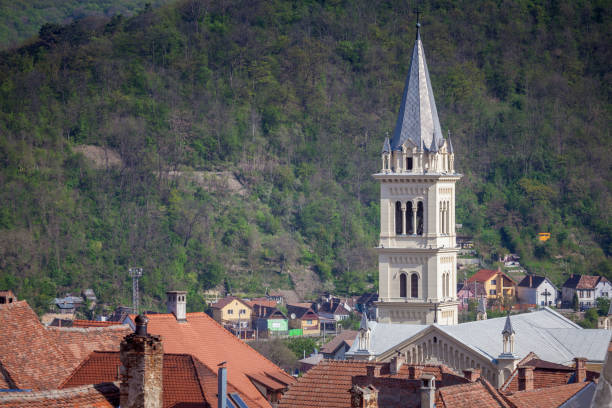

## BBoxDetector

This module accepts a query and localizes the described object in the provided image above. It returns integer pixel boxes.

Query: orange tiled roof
[131,312,295,408]
[279,359,467,408]
[71,320,123,328]
[61,350,261,408]
[467,269,499,283]
[0,300,130,391]
[505,382,590,407]
[0,382,118,408]
[437,378,513,408]
[249,298,278,308]
[320,330,358,355]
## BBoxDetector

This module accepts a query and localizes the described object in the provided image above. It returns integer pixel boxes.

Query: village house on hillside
[561,274,611,310]
[210,295,253,330]
[516,275,558,307]
[467,269,517,301]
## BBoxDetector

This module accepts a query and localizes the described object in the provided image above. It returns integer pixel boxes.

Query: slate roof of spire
[390,26,444,152]
[447,132,454,153]
[502,314,515,335]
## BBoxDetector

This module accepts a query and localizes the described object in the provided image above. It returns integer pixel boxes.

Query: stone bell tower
[374,21,461,325]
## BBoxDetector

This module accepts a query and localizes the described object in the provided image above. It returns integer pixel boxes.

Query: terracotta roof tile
[60,350,263,408]
[71,320,123,328]
[0,382,118,408]
[279,359,467,408]
[562,274,608,289]
[131,312,295,408]
[506,382,590,407]
[320,330,358,355]
[0,300,130,391]
[438,378,513,408]
[467,269,499,283]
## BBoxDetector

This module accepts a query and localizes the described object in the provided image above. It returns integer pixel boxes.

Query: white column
[401,204,407,235]
[412,202,417,235]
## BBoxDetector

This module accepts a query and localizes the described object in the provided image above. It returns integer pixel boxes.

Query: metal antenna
[128,267,143,314]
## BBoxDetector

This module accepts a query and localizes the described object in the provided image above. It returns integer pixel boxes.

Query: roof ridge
[144,311,294,381]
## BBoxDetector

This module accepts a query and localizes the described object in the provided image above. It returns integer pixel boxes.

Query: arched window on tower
[395,201,402,235]
[417,202,424,235]
[411,274,419,298]
[400,273,407,298]
[407,202,414,234]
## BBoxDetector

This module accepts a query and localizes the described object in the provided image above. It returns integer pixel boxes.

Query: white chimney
[166,291,187,322]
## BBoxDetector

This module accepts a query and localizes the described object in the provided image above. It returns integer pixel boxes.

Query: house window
[489,289,497,295]
[228,309,233,315]
[307,320,312,325]
[406,157,413,170]
[239,309,246,314]
[491,280,496,285]
[603,292,609,297]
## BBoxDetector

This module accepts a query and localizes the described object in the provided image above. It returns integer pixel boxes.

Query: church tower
[374,22,461,325]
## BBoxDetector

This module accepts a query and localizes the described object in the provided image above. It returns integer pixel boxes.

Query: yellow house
[287,303,320,336]
[466,269,516,300]
[209,296,253,329]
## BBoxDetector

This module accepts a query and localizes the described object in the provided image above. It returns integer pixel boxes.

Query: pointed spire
[502,313,514,335]
[429,135,439,152]
[390,22,444,153]
[447,130,454,154]
[382,136,391,154]
[360,312,369,331]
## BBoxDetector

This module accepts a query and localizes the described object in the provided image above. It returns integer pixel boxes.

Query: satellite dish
[290,313,296,319]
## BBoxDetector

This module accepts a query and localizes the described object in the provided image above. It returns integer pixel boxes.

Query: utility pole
[128,267,143,315]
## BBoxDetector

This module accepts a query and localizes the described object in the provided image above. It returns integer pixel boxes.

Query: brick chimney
[574,357,587,383]
[408,366,423,380]
[389,354,405,375]
[366,364,381,378]
[518,366,534,391]
[120,315,164,408]
[166,291,187,322]
[420,373,436,408]
[350,385,378,408]
[463,368,481,382]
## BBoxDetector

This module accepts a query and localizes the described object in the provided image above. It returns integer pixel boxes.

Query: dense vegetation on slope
[0,0,171,50]
[0,0,610,314]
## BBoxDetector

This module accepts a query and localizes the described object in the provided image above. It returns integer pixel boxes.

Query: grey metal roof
[347,321,428,356]
[447,131,454,154]
[349,308,611,365]
[390,29,444,152]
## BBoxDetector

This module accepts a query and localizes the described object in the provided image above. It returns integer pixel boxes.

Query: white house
[562,274,610,309]
[516,275,558,306]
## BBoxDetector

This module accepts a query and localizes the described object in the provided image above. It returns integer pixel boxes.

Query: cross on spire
[414,1,422,39]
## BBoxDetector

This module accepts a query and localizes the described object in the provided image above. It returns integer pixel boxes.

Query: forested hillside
[0,0,171,49]
[0,0,610,314]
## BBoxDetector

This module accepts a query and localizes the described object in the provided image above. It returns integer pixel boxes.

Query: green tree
[573,293,580,312]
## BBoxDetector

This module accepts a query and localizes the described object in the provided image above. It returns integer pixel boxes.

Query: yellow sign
[538,233,551,242]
